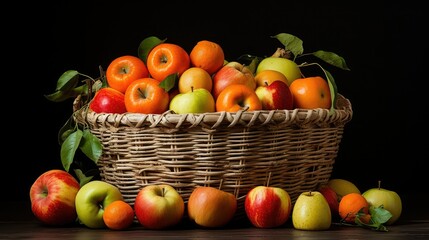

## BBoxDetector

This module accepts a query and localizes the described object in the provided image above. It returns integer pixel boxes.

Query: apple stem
[137,88,146,99]
[266,172,272,187]
[378,180,381,190]
[271,48,292,59]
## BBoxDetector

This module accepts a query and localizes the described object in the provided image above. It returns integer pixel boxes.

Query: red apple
[244,186,292,228]
[89,87,127,114]
[134,184,185,229]
[318,185,340,216]
[255,80,294,110]
[187,186,237,228]
[212,61,256,100]
[29,169,81,226]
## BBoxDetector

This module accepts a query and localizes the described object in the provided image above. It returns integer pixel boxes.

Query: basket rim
[74,94,352,129]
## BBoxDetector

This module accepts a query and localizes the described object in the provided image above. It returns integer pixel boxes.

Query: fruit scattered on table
[75,180,123,228]
[187,186,237,228]
[103,200,135,230]
[29,169,80,226]
[362,181,402,225]
[292,191,332,231]
[134,184,185,229]
[245,186,292,228]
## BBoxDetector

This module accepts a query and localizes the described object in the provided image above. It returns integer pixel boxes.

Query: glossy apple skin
[212,61,256,100]
[89,87,127,114]
[318,185,340,216]
[169,88,215,114]
[124,78,170,114]
[327,179,361,200]
[244,186,292,228]
[215,84,262,112]
[292,191,332,230]
[30,169,80,226]
[75,180,123,229]
[255,80,294,110]
[256,57,302,86]
[362,187,402,225]
[134,184,185,229]
[289,76,331,109]
[187,186,237,228]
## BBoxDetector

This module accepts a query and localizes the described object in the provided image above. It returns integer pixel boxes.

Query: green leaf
[79,129,103,164]
[352,206,391,232]
[271,33,304,59]
[60,129,83,172]
[369,205,393,226]
[44,90,77,102]
[247,57,260,75]
[73,169,93,187]
[236,54,262,74]
[137,36,166,64]
[56,70,80,91]
[158,73,179,92]
[323,70,338,113]
[58,117,76,145]
[312,50,350,70]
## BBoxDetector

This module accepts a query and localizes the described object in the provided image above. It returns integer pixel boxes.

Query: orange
[103,200,134,230]
[254,69,289,87]
[339,193,370,223]
[289,76,331,109]
[146,43,190,82]
[124,77,170,114]
[190,40,225,75]
[178,67,213,93]
[106,55,149,93]
[215,84,262,112]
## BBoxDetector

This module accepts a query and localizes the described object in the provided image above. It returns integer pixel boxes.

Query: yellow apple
[327,178,361,200]
[169,88,215,114]
[292,191,331,230]
[362,182,402,225]
[256,57,302,86]
[178,67,213,93]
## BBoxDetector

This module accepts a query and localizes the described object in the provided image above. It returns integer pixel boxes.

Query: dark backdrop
[6,1,424,205]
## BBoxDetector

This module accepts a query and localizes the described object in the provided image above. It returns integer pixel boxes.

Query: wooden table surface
[1,197,428,240]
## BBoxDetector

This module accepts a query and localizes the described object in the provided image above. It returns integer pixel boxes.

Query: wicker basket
[74,94,352,219]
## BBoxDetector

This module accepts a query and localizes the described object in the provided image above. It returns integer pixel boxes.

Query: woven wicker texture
[74,94,352,218]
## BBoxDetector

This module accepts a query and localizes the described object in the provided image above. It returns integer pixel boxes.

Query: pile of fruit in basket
[37,33,401,232]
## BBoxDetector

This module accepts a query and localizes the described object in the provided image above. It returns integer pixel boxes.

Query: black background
[5,1,425,207]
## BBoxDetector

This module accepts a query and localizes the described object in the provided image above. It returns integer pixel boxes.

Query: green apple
[75,180,123,228]
[292,191,331,230]
[362,183,402,225]
[169,88,215,114]
[256,57,302,86]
